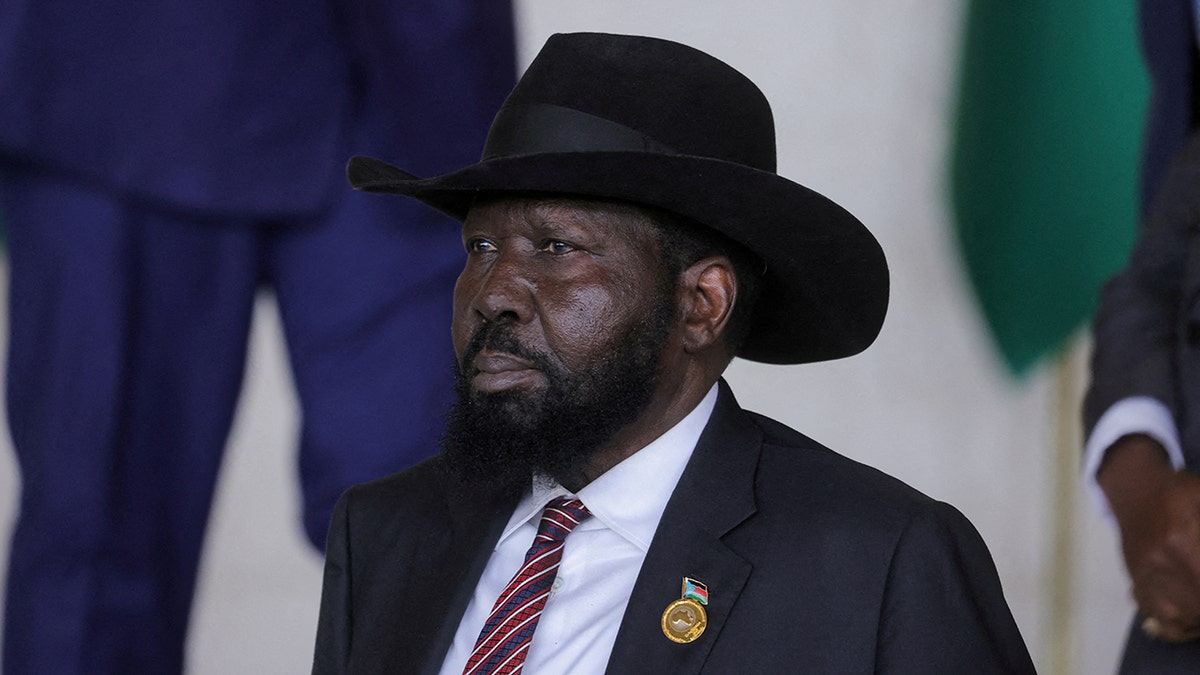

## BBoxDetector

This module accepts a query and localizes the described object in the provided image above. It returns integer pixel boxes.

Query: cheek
[450,272,476,357]
[544,284,642,363]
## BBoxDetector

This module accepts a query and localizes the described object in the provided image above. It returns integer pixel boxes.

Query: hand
[1099,435,1200,642]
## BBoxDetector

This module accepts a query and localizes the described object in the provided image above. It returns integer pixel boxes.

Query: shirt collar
[496,383,720,551]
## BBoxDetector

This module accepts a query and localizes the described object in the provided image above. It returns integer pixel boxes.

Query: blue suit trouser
[0,165,460,673]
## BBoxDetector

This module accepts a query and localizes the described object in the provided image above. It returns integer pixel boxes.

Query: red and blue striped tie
[462,497,591,675]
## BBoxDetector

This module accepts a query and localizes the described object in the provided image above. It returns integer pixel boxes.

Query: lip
[471,351,542,392]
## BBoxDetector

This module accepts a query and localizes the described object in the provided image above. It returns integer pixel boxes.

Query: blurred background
[0,1,1146,672]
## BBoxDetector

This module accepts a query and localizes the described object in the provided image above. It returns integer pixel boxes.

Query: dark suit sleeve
[312,491,354,675]
[1083,133,1200,435]
[875,501,1036,674]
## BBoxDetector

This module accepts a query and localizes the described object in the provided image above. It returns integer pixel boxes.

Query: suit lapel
[606,381,760,675]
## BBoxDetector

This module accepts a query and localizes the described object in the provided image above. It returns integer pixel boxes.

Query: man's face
[440,197,678,494]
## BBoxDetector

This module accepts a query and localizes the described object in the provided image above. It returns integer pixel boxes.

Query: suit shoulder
[743,410,950,530]
[732,410,1005,610]
[746,410,934,502]
[337,455,451,524]
[702,409,1031,673]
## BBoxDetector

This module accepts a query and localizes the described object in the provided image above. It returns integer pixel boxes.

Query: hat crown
[483,32,777,172]
[347,31,888,365]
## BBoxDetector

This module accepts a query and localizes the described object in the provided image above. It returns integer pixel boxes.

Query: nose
[463,248,534,326]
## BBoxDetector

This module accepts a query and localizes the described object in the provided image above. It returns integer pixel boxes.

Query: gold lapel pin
[661,577,708,643]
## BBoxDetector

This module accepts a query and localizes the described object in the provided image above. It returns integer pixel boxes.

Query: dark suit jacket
[1084,132,1200,471]
[313,382,1034,674]
[1084,0,1200,462]
[1081,5,1200,671]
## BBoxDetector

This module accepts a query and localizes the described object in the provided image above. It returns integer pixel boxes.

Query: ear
[678,255,736,354]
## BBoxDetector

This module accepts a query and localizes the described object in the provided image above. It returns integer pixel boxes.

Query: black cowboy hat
[348,32,888,365]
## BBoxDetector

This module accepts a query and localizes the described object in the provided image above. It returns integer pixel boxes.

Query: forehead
[463,196,662,244]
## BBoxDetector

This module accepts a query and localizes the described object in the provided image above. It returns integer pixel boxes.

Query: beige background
[0,2,1136,673]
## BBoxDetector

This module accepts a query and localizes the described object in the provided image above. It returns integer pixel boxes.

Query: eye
[544,240,576,255]
[466,238,497,254]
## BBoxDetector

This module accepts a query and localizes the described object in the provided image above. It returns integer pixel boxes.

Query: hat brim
[348,151,888,365]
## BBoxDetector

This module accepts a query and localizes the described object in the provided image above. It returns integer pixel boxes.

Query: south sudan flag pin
[661,577,708,643]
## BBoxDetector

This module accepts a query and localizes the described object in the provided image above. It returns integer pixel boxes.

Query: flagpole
[1046,335,1084,674]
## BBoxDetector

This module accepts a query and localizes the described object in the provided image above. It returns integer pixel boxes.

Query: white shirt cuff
[1083,396,1184,519]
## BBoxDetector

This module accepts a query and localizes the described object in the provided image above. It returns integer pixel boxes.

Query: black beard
[439,296,677,499]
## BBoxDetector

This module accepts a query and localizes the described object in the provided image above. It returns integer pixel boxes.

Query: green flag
[950,0,1147,376]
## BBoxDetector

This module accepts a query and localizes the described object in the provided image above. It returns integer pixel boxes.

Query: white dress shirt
[1083,396,1185,517]
[438,384,718,675]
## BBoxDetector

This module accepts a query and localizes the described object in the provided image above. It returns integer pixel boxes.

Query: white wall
[0,2,1135,673]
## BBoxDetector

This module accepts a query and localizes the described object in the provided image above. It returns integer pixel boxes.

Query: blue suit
[0,1,515,672]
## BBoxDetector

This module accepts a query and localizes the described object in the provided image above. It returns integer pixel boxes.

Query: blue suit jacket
[0,0,514,217]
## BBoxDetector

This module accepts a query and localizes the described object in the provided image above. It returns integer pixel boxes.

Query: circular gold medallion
[661,598,708,643]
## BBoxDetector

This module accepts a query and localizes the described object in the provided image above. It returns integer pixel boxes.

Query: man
[1082,0,1200,671]
[313,32,1034,674]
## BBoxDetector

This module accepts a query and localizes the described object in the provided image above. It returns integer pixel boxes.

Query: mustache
[460,324,554,374]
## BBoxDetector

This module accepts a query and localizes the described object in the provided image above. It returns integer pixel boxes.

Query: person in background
[1083,0,1200,670]
[0,2,515,672]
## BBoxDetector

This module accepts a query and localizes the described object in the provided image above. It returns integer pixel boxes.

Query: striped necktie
[462,497,592,675]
